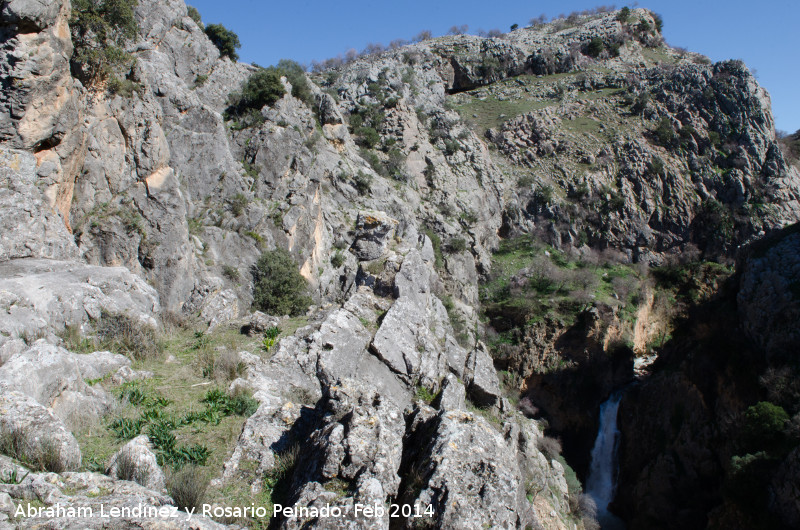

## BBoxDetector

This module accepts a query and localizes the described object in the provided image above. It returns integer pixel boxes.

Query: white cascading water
[586,392,626,529]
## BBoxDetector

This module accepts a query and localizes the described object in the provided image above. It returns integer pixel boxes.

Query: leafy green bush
[186,5,202,28]
[222,264,240,281]
[654,117,677,148]
[585,37,605,58]
[616,6,631,22]
[70,0,139,87]
[353,171,373,195]
[252,248,312,316]
[275,59,312,104]
[741,401,789,450]
[205,23,240,61]
[445,237,467,253]
[331,251,345,268]
[355,127,380,148]
[235,69,285,111]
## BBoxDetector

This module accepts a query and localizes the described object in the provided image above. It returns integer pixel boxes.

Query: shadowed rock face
[0,1,798,528]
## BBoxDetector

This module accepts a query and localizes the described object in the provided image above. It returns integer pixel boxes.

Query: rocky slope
[0,0,798,528]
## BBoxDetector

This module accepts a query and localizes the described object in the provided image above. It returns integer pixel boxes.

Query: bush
[445,237,467,253]
[616,6,631,22]
[228,193,249,216]
[234,68,285,112]
[275,59,312,105]
[353,171,373,195]
[652,12,664,32]
[537,435,562,460]
[222,264,240,282]
[654,117,677,148]
[355,127,380,148]
[252,249,311,316]
[741,401,789,450]
[96,310,160,360]
[205,23,240,61]
[331,251,345,268]
[167,466,209,511]
[70,0,139,86]
[186,5,202,28]
[585,37,605,58]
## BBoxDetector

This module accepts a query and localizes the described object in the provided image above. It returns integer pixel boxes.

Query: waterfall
[586,392,626,529]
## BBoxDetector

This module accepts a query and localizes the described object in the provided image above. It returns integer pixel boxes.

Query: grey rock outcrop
[0,456,226,529]
[738,225,800,358]
[106,435,166,492]
[0,340,128,429]
[0,258,159,352]
[0,388,81,471]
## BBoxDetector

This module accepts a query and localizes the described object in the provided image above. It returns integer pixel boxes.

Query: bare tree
[447,24,468,35]
[413,30,432,42]
[529,14,548,27]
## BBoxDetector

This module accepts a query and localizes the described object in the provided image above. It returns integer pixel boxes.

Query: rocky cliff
[0,1,798,528]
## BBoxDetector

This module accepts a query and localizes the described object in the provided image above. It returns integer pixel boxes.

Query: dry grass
[167,465,209,511]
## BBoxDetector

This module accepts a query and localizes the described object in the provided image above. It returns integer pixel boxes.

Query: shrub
[186,5,202,28]
[114,449,149,485]
[585,37,605,58]
[228,193,249,216]
[654,117,677,148]
[167,466,209,511]
[652,12,664,32]
[96,310,160,360]
[205,23,240,61]
[252,249,311,316]
[537,435,562,460]
[616,6,631,22]
[445,237,467,253]
[275,59,312,105]
[353,171,373,195]
[331,251,345,268]
[232,68,285,113]
[646,156,664,177]
[70,0,139,87]
[741,401,789,450]
[222,264,240,281]
[355,127,380,148]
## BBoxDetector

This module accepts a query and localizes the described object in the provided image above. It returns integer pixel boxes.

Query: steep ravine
[0,1,799,528]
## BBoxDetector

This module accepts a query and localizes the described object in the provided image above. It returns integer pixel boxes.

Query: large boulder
[0,388,81,471]
[106,435,166,492]
[0,258,160,352]
[0,341,129,429]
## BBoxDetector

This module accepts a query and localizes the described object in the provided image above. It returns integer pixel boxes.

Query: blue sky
[187,0,799,132]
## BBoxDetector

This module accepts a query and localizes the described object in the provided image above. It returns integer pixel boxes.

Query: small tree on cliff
[252,249,311,316]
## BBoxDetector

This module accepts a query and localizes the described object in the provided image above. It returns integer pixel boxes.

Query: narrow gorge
[0,1,798,529]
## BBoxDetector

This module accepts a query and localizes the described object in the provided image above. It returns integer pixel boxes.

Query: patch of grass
[77,326,264,478]
[452,94,558,135]
[415,385,437,404]
[167,465,209,511]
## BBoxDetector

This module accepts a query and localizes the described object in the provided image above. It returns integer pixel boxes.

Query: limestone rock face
[0,258,159,352]
[0,456,226,529]
[412,410,532,529]
[0,388,82,471]
[0,341,128,429]
[0,148,79,262]
[738,226,800,359]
